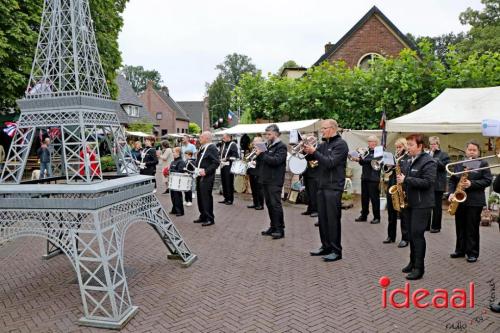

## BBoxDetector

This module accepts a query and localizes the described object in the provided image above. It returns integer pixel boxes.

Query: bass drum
[288,154,307,175]
[234,175,247,193]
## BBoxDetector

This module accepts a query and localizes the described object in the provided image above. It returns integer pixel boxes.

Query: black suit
[247,158,264,207]
[257,139,287,233]
[402,153,436,270]
[169,157,186,215]
[427,149,450,230]
[358,149,381,220]
[140,147,159,188]
[306,134,348,255]
[386,152,410,242]
[195,144,220,223]
[220,141,239,203]
[449,160,492,257]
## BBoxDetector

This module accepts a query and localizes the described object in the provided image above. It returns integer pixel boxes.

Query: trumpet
[244,148,257,162]
[348,147,369,161]
[291,136,318,157]
[445,153,500,175]
[371,158,382,171]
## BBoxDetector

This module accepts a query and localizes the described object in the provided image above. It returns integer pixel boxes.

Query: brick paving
[0,187,499,333]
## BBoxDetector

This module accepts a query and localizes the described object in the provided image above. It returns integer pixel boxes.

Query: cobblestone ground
[0,187,499,333]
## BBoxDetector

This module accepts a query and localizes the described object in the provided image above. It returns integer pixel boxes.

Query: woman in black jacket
[169,147,186,216]
[396,133,436,280]
[138,138,159,191]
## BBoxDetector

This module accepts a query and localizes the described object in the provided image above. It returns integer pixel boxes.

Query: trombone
[291,136,318,157]
[445,153,500,175]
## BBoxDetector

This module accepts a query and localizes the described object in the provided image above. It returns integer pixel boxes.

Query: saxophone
[388,153,407,212]
[448,171,468,216]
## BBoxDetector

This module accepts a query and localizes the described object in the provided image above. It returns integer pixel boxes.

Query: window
[124,105,140,117]
[161,129,168,136]
[177,128,180,133]
[357,53,383,70]
[156,112,162,120]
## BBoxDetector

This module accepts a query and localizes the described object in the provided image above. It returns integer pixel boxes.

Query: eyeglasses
[320,127,332,130]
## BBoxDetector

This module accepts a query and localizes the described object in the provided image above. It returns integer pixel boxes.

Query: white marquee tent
[217,119,321,135]
[386,86,500,133]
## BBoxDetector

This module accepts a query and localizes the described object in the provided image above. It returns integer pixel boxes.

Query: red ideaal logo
[379,276,475,309]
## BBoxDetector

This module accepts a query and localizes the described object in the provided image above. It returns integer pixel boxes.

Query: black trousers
[249,174,264,207]
[304,176,318,213]
[221,166,234,203]
[317,189,342,255]
[407,208,431,270]
[427,191,444,230]
[262,184,284,231]
[455,205,483,257]
[185,190,192,203]
[140,169,157,189]
[361,180,380,219]
[170,190,184,214]
[196,175,215,222]
[387,189,409,241]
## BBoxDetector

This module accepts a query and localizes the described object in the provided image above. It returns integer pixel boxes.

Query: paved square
[1,189,499,333]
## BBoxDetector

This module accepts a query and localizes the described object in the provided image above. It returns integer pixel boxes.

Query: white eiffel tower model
[0,0,196,329]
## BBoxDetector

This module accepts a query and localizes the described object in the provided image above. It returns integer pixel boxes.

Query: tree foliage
[0,0,128,112]
[127,120,154,134]
[188,122,201,134]
[215,53,258,88]
[120,64,163,93]
[233,41,500,130]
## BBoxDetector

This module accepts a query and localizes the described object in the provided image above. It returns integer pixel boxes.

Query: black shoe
[301,211,311,216]
[169,211,176,214]
[193,219,205,224]
[383,238,395,244]
[310,212,318,218]
[490,302,500,313]
[218,200,227,203]
[176,213,184,217]
[466,255,477,263]
[261,227,274,236]
[355,216,367,222]
[406,268,424,280]
[397,240,409,248]
[430,229,440,233]
[247,205,256,209]
[271,231,284,239]
[370,219,380,224]
[162,190,169,194]
[310,247,332,256]
[322,253,342,262]
[201,221,215,227]
[255,206,264,210]
[314,222,319,227]
[450,252,465,258]
[224,201,233,205]
[402,262,413,273]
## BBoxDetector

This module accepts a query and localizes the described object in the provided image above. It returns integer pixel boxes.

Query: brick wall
[328,14,408,67]
[140,86,176,135]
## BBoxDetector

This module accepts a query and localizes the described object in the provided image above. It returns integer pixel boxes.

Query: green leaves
[233,43,500,129]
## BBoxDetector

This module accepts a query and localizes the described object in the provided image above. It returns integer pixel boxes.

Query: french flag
[3,122,17,137]
[228,110,236,122]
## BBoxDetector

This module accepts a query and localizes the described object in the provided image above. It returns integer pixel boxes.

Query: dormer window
[357,53,383,70]
[123,105,140,117]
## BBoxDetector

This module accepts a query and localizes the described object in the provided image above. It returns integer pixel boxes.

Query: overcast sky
[118,0,484,101]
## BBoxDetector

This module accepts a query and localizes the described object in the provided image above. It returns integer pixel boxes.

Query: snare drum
[288,154,307,175]
[168,172,193,192]
[234,175,247,193]
[230,160,248,175]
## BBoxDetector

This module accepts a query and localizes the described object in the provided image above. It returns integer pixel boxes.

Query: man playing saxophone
[448,140,492,263]
[382,138,410,248]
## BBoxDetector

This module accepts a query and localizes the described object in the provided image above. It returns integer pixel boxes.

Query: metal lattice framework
[0,0,198,329]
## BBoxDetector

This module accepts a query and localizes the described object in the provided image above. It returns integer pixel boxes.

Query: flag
[379,110,387,148]
[48,127,61,139]
[3,122,17,137]
[228,110,236,122]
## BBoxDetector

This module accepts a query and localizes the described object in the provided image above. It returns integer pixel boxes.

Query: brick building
[140,82,190,137]
[313,6,417,68]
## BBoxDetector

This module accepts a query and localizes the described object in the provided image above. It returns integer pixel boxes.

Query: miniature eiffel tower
[0,0,196,329]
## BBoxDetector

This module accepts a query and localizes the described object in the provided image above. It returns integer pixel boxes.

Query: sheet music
[254,142,268,152]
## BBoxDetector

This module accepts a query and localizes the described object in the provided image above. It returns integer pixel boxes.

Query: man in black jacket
[354,135,381,224]
[138,137,159,191]
[256,124,287,239]
[491,174,500,314]
[219,134,240,205]
[397,133,436,280]
[302,134,319,218]
[304,119,348,262]
[193,131,220,227]
[247,136,264,210]
[448,141,492,263]
[427,136,450,233]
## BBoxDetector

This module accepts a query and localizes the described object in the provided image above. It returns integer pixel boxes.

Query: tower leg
[73,213,138,329]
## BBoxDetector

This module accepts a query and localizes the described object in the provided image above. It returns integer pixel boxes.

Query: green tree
[127,120,154,134]
[120,65,163,93]
[457,0,500,55]
[188,122,201,134]
[215,53,257,87]
[206,75,232,127]
[0,0,128,112]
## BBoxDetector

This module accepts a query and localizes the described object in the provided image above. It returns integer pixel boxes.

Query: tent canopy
[218,119,321,135]
[125,130,154,138]
[386,86,500,133]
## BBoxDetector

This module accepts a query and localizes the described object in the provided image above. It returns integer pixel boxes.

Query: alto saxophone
[388,154,407,212]
[448,171,468,216]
